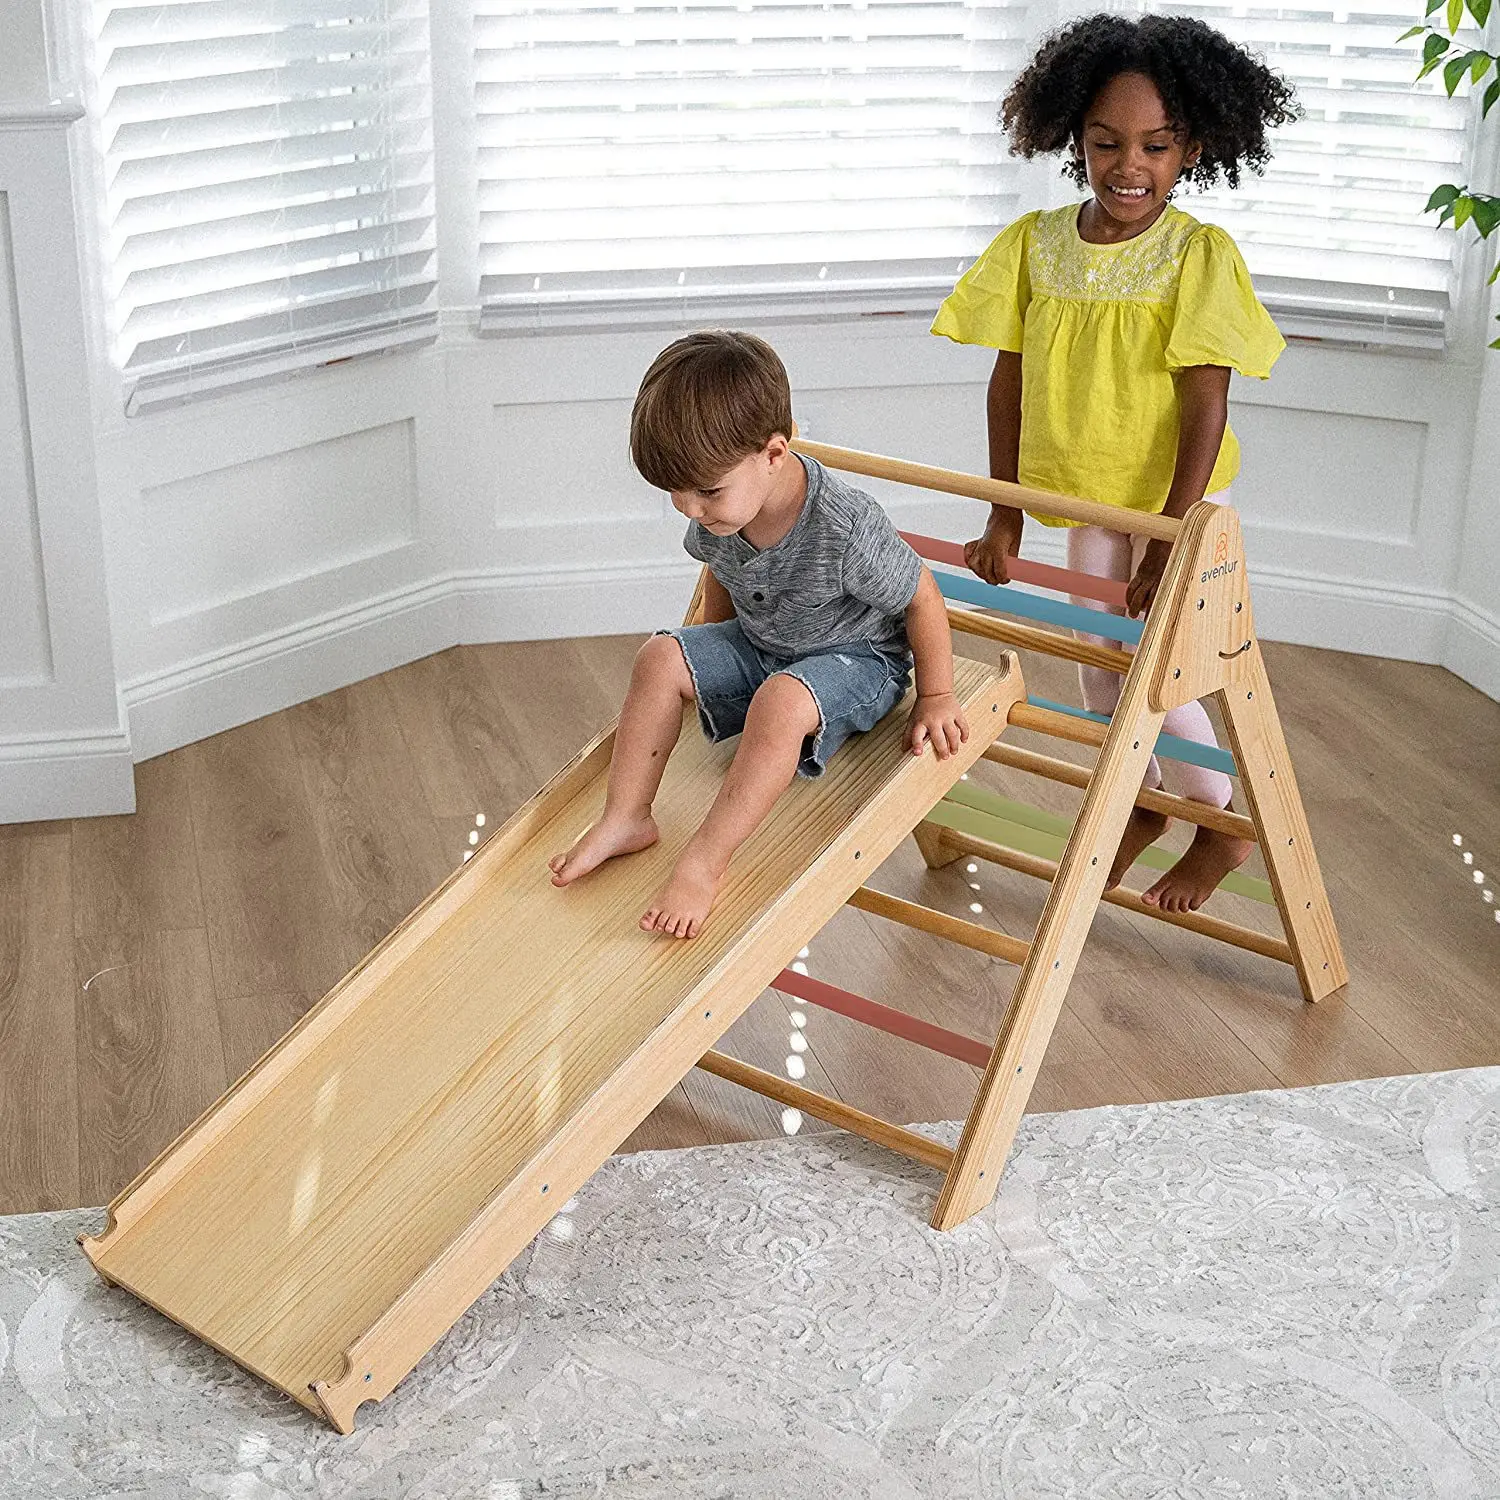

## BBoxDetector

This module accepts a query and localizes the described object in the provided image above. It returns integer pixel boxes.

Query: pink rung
[900,530,1129,609]
[771,968,992,1068]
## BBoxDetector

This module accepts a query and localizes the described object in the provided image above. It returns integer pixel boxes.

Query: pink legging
[1067,520,1233,809]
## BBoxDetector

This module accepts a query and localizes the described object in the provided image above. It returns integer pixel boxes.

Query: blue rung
[1028,696,1239,778]
[936,569,1145,646]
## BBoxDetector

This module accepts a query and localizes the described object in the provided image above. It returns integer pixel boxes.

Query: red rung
[900,530,1129,609]
[771,968,992,1068]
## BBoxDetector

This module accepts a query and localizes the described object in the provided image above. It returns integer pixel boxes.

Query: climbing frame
[745,440,1347,1233]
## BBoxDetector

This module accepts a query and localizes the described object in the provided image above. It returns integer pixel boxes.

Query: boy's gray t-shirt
[683,455,922,660]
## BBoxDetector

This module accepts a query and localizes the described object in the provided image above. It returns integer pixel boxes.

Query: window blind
[1138,0,1474,347]
[91,0,439,412]
[474,0,1036,329]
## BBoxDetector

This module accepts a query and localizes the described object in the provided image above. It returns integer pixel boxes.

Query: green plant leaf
[1454,195,1474,229]
[1468,0,1492,27]
[1470,50,1495,84]
[1398,22,1429,40]
[1424,30,1450,61]
[1485,76,1500,116]
[1472,196,1500,238]
[1426,182,1463,210]
[1490,260,1500,284]
[1427,0,1447,15]
[1448,0,1464,30]
[1445,54,1470,93]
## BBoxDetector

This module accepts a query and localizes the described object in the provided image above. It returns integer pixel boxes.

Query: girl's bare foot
[549,813,659,886]
[1141,825,1254,913]
[641,850,724,939]
[1106,806,1169,891]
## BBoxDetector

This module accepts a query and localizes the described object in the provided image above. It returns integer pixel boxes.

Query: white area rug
[3,1069,1499,1499]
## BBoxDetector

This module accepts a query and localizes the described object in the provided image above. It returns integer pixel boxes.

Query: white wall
[0,0,131,820]
[1,0,1497,822]
[1449,282,1500,701]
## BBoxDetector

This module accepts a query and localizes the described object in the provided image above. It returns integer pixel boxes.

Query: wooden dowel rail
[846,885,1030,966]
[794,439,1183,542]
[980,742,1258,842]
[695,1050,955,1172]
[931,825,1295,966]
[1009,699,1111,751]
[946,604,1135,675]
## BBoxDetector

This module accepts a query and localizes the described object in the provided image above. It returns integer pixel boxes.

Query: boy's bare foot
[549,813,659,886]
[1106,806,1170,891]
[1141,825,1254,913]
[641,850,724,939]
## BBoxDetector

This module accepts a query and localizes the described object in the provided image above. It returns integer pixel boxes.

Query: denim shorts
[659,620,912,778]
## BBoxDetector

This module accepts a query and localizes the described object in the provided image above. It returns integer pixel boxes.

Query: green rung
[931,786,1276,906]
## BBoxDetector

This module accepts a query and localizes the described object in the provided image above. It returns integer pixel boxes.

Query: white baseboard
[1247,567,1453,663]
[1443,596,1500,701]
[455,559,701,644]
[98,553,1500,779]
[123,579,459,762]
[121,560,702,763]
[0,729,135,823]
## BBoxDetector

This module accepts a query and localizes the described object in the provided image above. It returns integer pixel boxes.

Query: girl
[932,12,1296,914]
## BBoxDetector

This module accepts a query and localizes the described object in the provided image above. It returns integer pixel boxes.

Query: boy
[549,331,968,938]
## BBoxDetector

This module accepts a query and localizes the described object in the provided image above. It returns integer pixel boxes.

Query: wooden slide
[80,653,1020,1432]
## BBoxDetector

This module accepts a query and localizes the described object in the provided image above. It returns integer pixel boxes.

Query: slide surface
[81,654,1018,1430]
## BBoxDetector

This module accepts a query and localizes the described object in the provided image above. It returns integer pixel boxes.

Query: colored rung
[900,531,1128,608]
[771,967,992,1067]
[940,784,1275,905]
[934,569,1145,646]
[1026,696,1239,778]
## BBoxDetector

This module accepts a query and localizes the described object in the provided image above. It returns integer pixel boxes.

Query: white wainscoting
[87,315,1495,785]
[0,109,131,821]
[4,290,1496,819]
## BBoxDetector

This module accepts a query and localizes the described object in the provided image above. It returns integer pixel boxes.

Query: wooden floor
[3,633,1498,1217]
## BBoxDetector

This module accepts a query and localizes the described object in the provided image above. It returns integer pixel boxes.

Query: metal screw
[1197,599,1205,611]
[1173,668,1181,679]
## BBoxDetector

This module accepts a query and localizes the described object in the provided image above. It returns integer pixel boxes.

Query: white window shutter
[92,0,440,411]
[1138,0,1472,347]
[474,0,1037,329]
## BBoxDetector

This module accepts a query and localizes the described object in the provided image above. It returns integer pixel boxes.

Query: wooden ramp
[80,653,1019,1432]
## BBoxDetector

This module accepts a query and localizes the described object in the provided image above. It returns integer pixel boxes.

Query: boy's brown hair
[631,330,794,492]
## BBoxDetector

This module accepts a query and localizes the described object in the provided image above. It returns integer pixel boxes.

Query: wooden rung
[847,885,1030,965]
[932,826,1295,966]
[792,438,1182,541]
[946,605,1135,675]
[1010,699,1109,750]
[900,531,1129,608]
[771,967,993,1067]
[980,743,1257,841]
[695,1050,955,1172]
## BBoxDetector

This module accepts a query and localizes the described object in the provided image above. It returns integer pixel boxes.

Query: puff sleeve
[930,211,1038,351]
[1165,225,1285,378]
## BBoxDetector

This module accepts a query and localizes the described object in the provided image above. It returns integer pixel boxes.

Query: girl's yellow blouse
[931,203,1284,526]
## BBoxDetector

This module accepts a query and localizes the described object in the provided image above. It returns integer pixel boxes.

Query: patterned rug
[3,1069,1498,1499]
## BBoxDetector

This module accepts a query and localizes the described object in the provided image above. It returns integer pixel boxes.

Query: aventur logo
[1201,530,1239,583]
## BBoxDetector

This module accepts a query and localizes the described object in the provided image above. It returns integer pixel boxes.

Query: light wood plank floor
[3,634,1497,1215]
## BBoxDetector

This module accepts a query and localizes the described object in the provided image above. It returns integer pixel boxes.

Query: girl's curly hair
[1002,14,1299,190]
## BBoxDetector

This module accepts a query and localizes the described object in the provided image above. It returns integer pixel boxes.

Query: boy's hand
[1126,539,1172,618]
[907,692,970,760]
[963,506,1024,586]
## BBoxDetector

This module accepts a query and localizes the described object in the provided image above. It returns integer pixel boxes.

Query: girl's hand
[963,506,1024,586]
[1126,540,1172,618]
[907,692,970,760]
